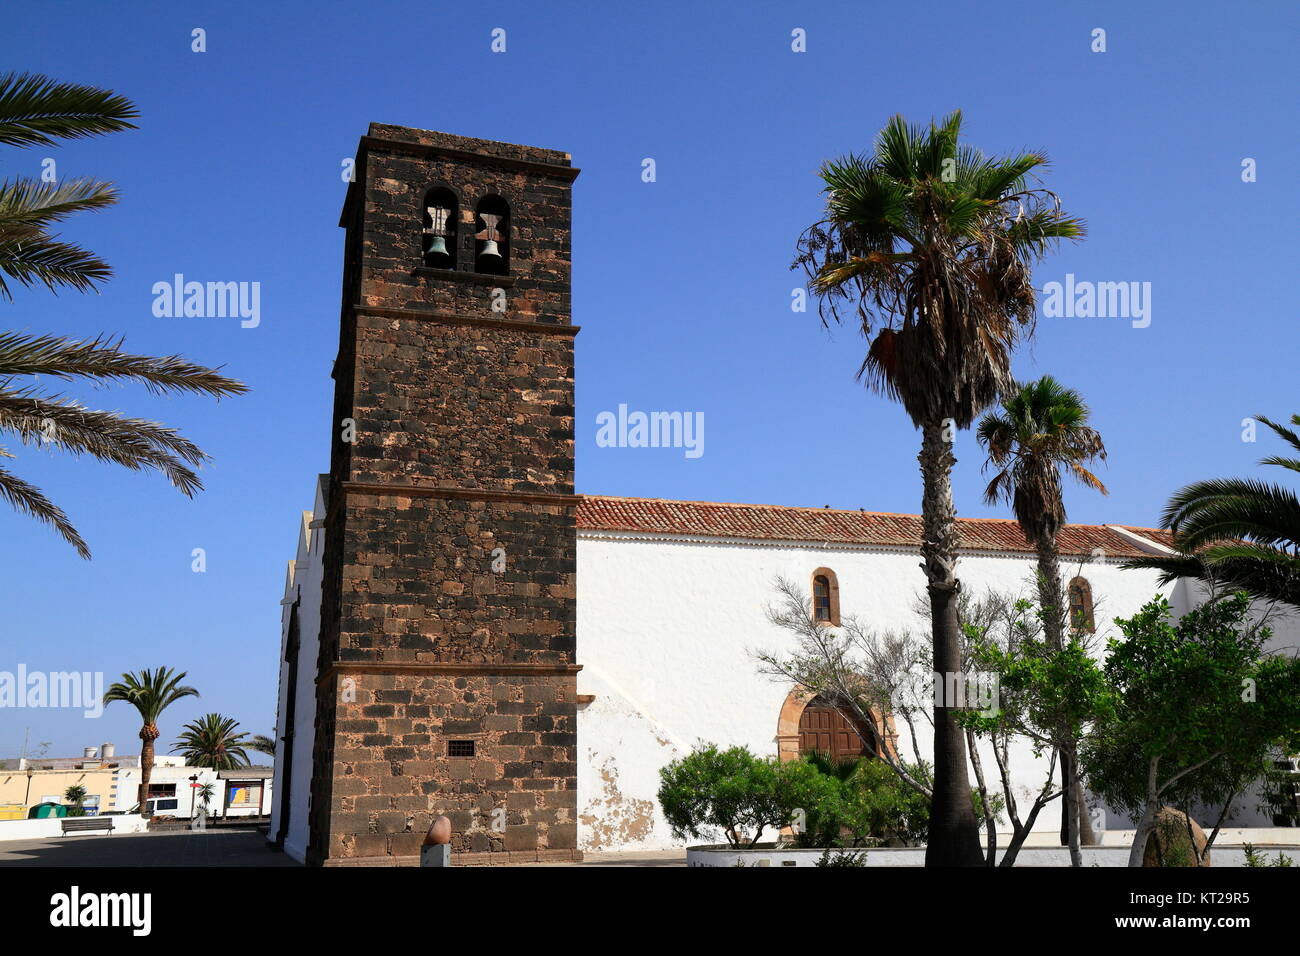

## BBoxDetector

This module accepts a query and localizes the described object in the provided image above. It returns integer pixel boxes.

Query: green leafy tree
[976,375,1107,850]
[794,111,1084,865]
[657,744,828,848]
[1084,594,1300,866]
[103,667,199,817]
[1123,414,1300,607]
[0,72,246,557]
[173,713,252,770]
[962,601,1109,867]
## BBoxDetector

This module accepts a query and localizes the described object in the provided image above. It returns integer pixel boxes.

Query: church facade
[268,126,1291,865]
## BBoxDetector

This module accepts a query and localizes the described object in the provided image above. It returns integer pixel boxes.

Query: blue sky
[2,0,1296,758]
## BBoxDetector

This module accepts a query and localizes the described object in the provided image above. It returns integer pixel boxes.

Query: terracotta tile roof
[576,495,1171,558]
[1116,526,1176,549]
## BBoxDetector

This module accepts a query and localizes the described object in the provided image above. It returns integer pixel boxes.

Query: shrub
[658,744,812,847]
[816,848,868,867]
[840,758,931,846]
[793,754,931,847]
[780,759,844,847]
[1244,843,1295,867]
[659,745,945,849]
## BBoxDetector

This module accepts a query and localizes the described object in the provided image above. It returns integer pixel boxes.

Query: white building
[112,763,273,819]
[271,484,1300,858]
[13,749,272,819]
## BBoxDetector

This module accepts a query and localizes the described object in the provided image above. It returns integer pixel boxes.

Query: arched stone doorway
[775,687,893,763]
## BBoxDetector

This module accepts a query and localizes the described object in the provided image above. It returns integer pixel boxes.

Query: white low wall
[688,843,1300,867]
[0,814,150,842]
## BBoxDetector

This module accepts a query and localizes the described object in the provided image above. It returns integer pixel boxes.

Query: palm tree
[103,668,199,817]
[173,713,253,770]
[795,111,1084,865]
[0,72,246,557]
[195,781,216,821]
[977,377,1107,641]
[63,783,87,817]
[248,734,277,758]
[976,375,1107,861]
[1122,414,1300,607]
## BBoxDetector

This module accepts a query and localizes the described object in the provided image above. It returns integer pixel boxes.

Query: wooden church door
[798,697,876,760]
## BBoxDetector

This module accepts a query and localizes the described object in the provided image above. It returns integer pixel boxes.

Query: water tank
[100,742,115,759]
[83,747,98,759]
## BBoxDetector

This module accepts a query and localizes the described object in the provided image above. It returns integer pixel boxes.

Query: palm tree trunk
[138,724,158,819]
[919,419,984,867]
[1034,530,1066,650]
[1035,531,1097,847]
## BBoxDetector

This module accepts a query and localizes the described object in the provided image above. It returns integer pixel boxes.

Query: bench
[61,816,114,835]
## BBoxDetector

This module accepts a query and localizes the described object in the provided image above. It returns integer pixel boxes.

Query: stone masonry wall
[308,125,579,865]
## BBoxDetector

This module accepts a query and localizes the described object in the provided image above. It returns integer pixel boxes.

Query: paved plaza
[0,827,685,867]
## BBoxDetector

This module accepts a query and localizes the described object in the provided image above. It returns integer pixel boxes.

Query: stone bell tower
[307,125,581,865]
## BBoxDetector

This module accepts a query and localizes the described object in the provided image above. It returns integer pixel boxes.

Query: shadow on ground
[0,828,688,867]
[0,827,300,867]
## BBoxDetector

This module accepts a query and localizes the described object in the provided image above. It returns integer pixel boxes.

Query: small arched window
[421,187,458,269]
[810,567,841,626]
[1068,577,1095,633]
[474,194,510,276]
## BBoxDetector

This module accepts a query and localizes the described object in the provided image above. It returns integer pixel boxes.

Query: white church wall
[268,570,294,840]
[270,478,327,864]
[574,530,1185,851]
[276,497,1300,855]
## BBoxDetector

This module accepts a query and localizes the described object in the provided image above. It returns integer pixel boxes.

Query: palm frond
[0,461,89,557]
[1258,456,1300,475]
[1160,477,1300,550]
[0,233,111,297]
[0,72,138,147]
[1068,462,1108,494]
[0,178,118,231]
[0,392,208,493]
[1255,415,1300,457]
[0,331,248,398]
